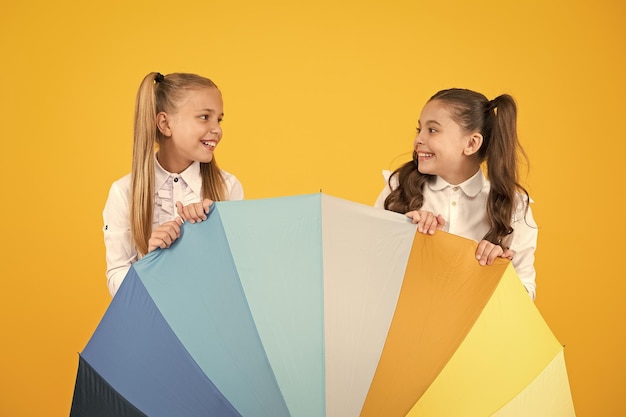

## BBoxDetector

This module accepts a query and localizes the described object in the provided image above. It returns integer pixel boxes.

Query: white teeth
[202,141,217,147]
[418,152,433,157]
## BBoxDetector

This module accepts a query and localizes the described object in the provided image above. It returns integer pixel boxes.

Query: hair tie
[487,99,498,112]
[155,73,165,83]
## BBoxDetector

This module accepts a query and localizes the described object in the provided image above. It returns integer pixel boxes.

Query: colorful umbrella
[70,193,576,416]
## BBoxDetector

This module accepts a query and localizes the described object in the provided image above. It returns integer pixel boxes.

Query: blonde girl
[103,72,244,296]
[375,88,538,299]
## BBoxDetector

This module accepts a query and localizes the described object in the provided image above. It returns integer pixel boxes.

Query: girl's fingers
[148,220,182,252]
[421,213,437,234]
[202,199,213,213]
[176,201,186,221]
[406,211,443,234]
[476,240,490,265]
[189,203,205,222]
[485,247,501,265]
[476,240,505,266]
[426,213,440,234]
[405,211,419,224]
[177,201,211,223]
[436,214,445,230]
[194,202,208,220]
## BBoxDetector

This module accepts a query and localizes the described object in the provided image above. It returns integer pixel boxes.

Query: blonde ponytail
[130,72,160,256]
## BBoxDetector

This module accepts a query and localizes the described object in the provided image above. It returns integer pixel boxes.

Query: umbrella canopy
[70,193,576,417]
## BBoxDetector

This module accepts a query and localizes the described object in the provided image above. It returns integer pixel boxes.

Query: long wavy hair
[131,72,227,256]
[384,88,530,245]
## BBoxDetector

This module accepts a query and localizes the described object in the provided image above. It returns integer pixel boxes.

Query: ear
[463,132,483,156]
[156,112,172,137]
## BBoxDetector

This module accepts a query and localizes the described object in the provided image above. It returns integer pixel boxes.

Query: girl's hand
[176,199,213,224]
[475,240,514,266]
[502,248,515,261]
[406,210,445,235]
[148,217,184,252]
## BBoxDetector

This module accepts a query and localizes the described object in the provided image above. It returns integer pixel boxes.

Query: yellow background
[1,0,624,415]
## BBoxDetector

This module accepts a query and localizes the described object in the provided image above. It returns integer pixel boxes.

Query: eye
[428,128,437,133]
[199,114,209,120]
[416,127,421,134]
[218,117,223,123]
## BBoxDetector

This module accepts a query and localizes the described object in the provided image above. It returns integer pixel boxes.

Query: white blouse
[103,157,244,296]
[375,169,538,300]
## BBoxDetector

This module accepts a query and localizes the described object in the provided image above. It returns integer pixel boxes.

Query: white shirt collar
[428,169,486,197]
[154,155,203,196]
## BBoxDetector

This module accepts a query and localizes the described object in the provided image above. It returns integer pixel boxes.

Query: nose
[414,132,424,148]
[211,123,222,137]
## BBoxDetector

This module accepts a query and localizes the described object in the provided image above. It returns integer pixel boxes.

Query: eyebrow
[199,108,225,117]
[418,120,443,126]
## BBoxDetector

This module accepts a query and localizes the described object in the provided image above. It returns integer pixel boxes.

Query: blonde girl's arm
[103,180,137,297]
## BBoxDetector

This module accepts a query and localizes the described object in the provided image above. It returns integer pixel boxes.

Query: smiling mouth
[202,140,217,149]
[417,152,434,159]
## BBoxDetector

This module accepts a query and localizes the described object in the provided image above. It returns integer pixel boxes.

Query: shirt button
[451,201,457,206]
[452,186,459,191]
[174,177,179,183]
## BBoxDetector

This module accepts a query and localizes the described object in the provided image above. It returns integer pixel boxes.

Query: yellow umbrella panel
[361,232,576,417]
